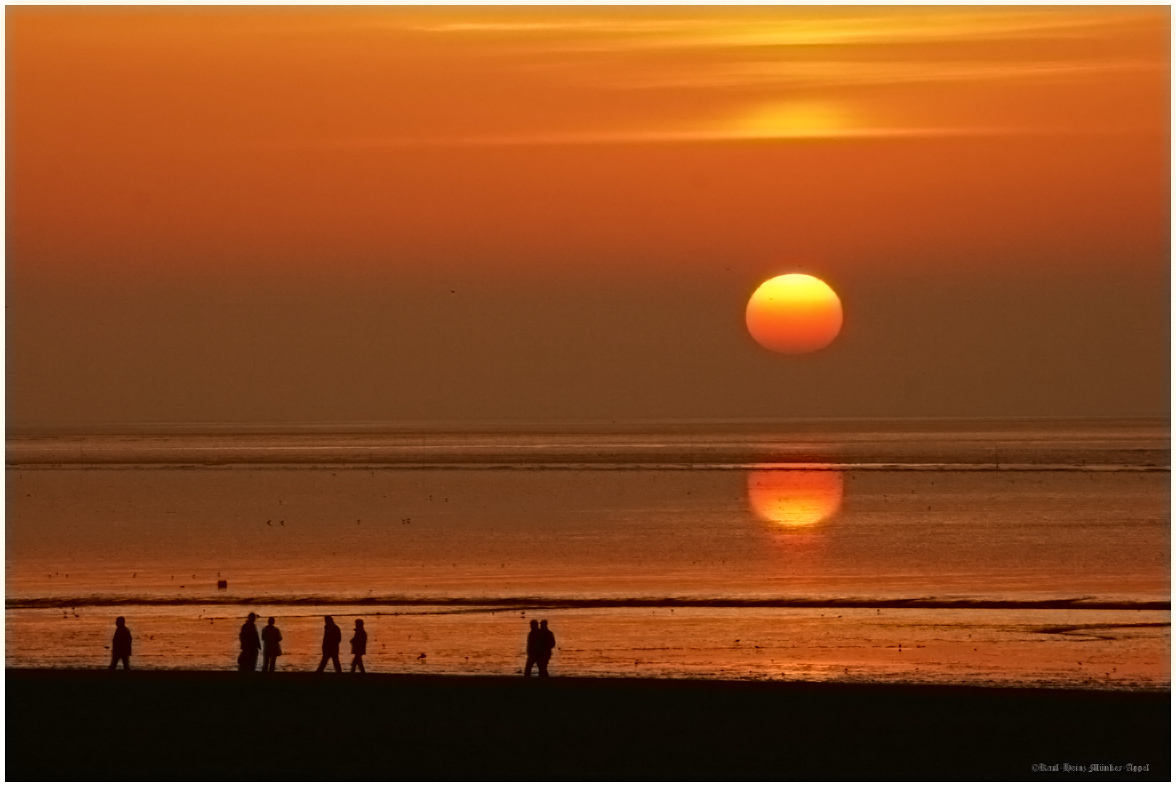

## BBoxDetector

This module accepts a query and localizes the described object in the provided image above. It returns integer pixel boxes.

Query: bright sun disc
[746,273,843,354]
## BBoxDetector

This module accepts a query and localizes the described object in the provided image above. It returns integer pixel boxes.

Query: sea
[5,419,1169,689]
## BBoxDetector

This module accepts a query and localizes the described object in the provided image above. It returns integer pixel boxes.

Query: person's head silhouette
[268,617,275,626]
[355,619,364,630]
[540,620,549,630]
[530,619,539,631]
[247,612,256,623]
[325,615,334,625]
[115,616,126,627]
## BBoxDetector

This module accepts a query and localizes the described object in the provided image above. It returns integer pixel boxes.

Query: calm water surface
[6,421,1169,688]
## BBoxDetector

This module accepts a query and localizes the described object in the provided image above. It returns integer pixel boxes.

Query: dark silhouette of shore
[5,669,1168,780]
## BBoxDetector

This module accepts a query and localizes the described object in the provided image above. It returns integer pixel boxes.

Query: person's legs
[524,656,536,677]
[121,655,130,670]
[538,656,549,678]
[351,655,365,673]
[316,655,328,673]
[332,654,342,672]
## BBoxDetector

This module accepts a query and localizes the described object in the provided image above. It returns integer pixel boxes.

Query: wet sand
[6,669,1168,780]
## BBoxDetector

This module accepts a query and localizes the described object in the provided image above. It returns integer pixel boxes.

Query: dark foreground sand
[6,669,1169,780]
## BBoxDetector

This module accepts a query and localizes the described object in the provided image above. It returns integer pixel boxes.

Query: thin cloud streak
[403,8,1158,50]
[598,60,1161,91]
[274,125,1026,151]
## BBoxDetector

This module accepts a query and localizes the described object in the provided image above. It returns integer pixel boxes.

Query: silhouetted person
[109,616,131,670]
[316,615,342,673]
[238,612,260,672]
[524,619,541,677]
[261,617,283,672]
[538,619,556,678]
[350,619,367,673]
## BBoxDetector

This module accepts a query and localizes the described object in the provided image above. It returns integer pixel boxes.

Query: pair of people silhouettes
[524,619,556,677]
[237,613,283,671]
[316,615,367,673]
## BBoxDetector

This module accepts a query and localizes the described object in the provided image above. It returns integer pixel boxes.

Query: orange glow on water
[745,274,843,354]
[747,469,844,530]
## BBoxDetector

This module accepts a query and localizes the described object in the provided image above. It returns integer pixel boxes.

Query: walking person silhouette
[538,620,556,678]
[316,615,343,673]
[238,612,261,672]
[261,617,283,672]
[524,619,541,677]
[350,619,367,673]
[109,616,132,670]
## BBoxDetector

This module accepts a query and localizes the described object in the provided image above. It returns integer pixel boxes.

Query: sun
[746,274,843,354]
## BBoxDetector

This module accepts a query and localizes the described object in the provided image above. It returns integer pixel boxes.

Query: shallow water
[6,605,1168,690]
[5,422,1169,687]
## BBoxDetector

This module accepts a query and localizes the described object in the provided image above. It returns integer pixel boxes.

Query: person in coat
[316,615,342,673]
[238,612,261,672]
[349,619,367,673]
[537,619,556,678]
[109,616,132,670]
[261,617,283,672]
[524,619,541,677]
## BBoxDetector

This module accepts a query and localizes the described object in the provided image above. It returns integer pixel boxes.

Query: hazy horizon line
[6,414,1169,438]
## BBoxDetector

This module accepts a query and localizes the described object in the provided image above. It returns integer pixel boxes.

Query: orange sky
[9,6,1168,278]
[6,6,1170,427]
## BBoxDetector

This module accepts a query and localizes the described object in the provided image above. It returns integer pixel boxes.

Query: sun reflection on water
[746,468,844,531]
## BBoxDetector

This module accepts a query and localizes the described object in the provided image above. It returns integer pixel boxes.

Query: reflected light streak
[747,468,845,531]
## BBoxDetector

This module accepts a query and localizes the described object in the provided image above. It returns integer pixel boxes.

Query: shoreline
[3,664,1169,693]
[7,668,1169,780]
[10,595,1170,610]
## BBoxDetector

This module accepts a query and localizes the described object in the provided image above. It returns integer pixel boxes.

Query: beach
[6,423,1169,779]
[6,669,1168,780]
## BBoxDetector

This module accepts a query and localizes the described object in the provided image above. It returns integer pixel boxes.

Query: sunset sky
[6,6,1169,429]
